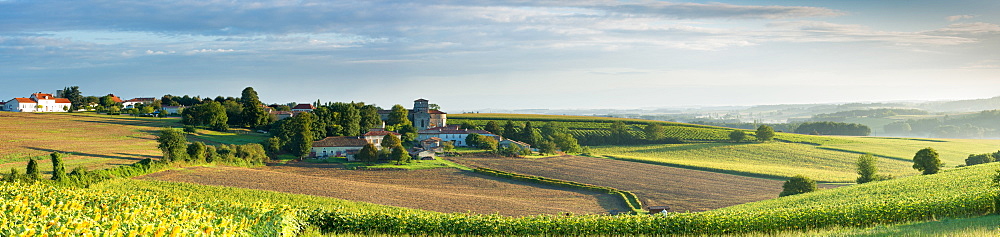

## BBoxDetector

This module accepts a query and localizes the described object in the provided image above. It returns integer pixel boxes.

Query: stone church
[378,99,447,130]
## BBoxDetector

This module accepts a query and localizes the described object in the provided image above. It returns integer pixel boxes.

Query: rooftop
[313,136,370,147]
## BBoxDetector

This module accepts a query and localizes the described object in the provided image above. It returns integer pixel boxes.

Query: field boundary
[472,167,644,214]
[601,155,795,181]
[816,147,912,162]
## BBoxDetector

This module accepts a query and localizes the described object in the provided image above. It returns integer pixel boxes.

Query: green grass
[818,137,1000,167]
[450,113,736,141]
[592,142,918,182]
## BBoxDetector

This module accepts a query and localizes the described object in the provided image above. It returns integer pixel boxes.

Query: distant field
[0,112,268,173]
[449,113,734,141]
[449,155,803,212]
[591,142,918,183]
[818,137,1000,166]
[139,163,625,216]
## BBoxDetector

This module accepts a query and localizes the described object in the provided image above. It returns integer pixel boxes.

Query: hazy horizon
[2,0,999,111]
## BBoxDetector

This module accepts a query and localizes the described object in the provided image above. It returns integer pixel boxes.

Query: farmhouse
[3,93,72,112]
[291,104,315,112]
[311,136,369,160]
[417,125,499,147]
[122,97,155,108]
[379,99,447,130]
[361,129,402,149]
[161,106,185,115]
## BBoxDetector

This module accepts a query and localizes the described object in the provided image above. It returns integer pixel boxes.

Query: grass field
[307,156,472,170]
[0,112,268,173]
[818,137,1000,166]
[591,142,918,183]
[449,155,817,212]
[449,113,735,141]
[138,163,626,216]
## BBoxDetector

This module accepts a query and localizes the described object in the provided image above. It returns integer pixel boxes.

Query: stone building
[378,99,447,130]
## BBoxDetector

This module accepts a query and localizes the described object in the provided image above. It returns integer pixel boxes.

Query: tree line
[794,122,871,136]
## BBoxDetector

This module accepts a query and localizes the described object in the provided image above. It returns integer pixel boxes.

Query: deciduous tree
[381,134,402,150]
[913,147,942,175]
[391,145,411,165]
[240,87,270,128]
[26,159,40,181]
[779,175,816,197]
[729,130,747,142]
[358,143,378,164]
[756,125,775,142]
[157,128,188,162]
[856,154,878,184]
[643,123,665,141]
[50,152,67,182]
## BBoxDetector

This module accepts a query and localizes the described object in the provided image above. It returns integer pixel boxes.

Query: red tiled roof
[313,137,369,147]
[418,126,495,135]
[363,131,401,137]
[429,109,446,114]
[53,98,71,103]
[270,111,294,115]
[292,104,315,110]
[125,97,155,102]
[105,94,123,103]
[14,98,34,103]
[32,93,54,99]
[421,137,443,142]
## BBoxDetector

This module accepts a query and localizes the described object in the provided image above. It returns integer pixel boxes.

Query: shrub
[779,175,816,197]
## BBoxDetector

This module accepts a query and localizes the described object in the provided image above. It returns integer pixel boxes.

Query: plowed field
[449,155,842,212]
[139,164,625,216]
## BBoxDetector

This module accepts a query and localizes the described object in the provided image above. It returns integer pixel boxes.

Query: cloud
[928,22,1000,35]
[947,15,976,21]
[762,21,978,45]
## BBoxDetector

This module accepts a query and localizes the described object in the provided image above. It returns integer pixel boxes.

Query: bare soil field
[139,164,625,216]
[0,112,171,172]
[449,155,843,212]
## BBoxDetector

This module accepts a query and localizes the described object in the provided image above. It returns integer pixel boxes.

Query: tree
[520,121,542,145]
[26,159,40,181]
[4,168,20,182]
[398,124,418,143]
[157,128,189,162]
[537,140,557,154]
[729,130,747,142]
[262,137,282,159]
[62,86,83,112]
[502,120,519,138]
[181,101,229,131]
[779,175,817,197]
[240,87,270,128]
[50,152,67,182]
[391,145,411,165]
[912,147,942,175]
[380,134,402,151]
[188,142,206,162]
[442,141,455,152]
[484,121,503,136]
[359,105,382,135]
[551,133,582,153]
[465,133,483,148]
[340,105,361,136]
[756,125,775,142]
[856,154,878,184]
[357,143,379,164]
[288,112,315,158]
[966,153,995,166]
[643,123,665,141]
[386,104,411,129]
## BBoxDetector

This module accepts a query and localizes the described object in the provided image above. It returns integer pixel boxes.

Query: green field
[592,142,918,183]
[449,113,735,141]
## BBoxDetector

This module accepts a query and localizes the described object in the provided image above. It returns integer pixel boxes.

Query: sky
[1,0,999,111]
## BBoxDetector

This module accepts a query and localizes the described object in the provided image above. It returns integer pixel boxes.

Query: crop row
[0,182,303,236]
[472,167,643,213]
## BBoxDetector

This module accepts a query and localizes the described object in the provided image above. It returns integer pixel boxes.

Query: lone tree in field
[643,123,665,141]
[856,154,878,184]
[728,130,747,142]
[779,175,817,197]
[157,128,189,162]
[357,143,379,164]
[912,147,942,175]
[50,152,67,182]
[756,125,775,142]
[26,159,40,181]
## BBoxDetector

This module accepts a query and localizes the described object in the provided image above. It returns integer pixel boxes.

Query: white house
[122,97,155,108]
[161,106,185,115]
[3,93,72,112]
[311,136,369,160]
[417,125,499,147]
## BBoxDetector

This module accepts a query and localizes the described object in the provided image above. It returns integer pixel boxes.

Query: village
[1,90,532,165]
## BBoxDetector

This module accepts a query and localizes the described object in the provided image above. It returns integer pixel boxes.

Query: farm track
[139,164,625,216]
[449,155,842,212]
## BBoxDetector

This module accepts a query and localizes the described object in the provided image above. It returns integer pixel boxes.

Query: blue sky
[1,0,998,111]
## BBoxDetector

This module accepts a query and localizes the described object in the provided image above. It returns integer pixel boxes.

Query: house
[161,106,185,115]
[106,94,124,103]
[361,129,402,149]
[417,125,499,147]
[291,104,315,112]
[647,206,671,214]
[122,97,155,108]
[270,110,295,120]
[378,99,447,130]
[310,136,369,160]
[3,93,72,112]
[419,137,443,150]
[499,139,532,150]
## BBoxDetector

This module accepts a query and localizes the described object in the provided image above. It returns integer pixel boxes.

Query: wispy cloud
[947,15,976,22]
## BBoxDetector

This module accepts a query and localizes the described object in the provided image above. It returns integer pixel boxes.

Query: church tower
[412,99,432,130]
